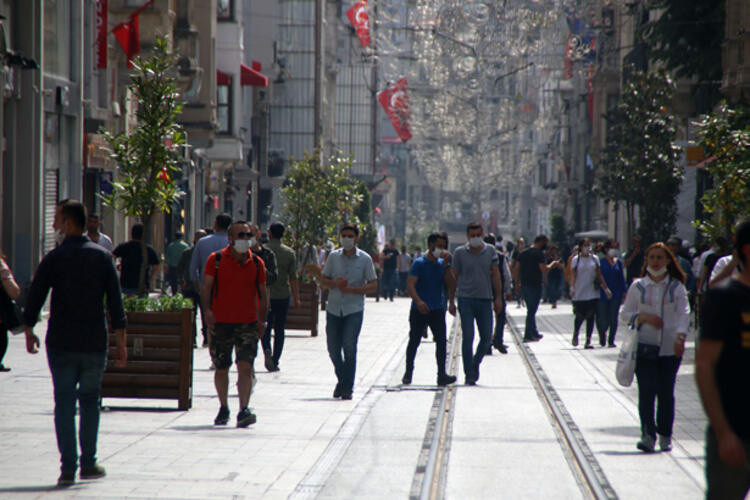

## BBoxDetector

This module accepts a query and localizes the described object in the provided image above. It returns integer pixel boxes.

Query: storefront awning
[241,62,268,87]
[217,69,232,86]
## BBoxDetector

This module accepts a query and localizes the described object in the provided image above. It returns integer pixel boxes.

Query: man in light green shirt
[165,231,189,294]
[261,222,300,371]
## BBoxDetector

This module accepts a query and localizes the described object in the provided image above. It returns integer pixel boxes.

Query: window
[217,0,233,21]
[44,0,71,78]
[217,83,231,134]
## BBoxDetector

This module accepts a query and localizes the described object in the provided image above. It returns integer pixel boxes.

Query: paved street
[0,298,707,499]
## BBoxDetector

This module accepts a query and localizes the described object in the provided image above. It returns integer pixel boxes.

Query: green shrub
[122,293,195,313]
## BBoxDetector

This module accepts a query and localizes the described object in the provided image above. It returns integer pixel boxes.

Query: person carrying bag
[0,254,22,371]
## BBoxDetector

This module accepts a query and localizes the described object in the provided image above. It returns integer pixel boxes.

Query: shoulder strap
[635,280,647,304]
[211,251,222,303]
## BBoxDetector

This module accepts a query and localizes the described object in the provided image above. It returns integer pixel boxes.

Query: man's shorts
[210,322,259,370]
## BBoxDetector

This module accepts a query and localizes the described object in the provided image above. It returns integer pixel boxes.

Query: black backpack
[211,251,262,303]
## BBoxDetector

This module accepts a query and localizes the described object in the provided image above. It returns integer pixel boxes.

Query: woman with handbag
[570,239,612,348]
[621,242,690,453]
[0,254,21,371]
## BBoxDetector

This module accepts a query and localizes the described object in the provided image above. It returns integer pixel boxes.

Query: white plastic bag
[615,328,638,387]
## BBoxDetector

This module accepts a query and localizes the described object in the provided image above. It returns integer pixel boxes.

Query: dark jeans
[545,274,563,304]
[262,297,290,364]
[46,348,107,474]
[457,297,493,378]
[381,269,397,299]
[596,298,621,345]
[634,352,681,439]
[181,290,200,345]
[705,426,750,500]
[398,271,409,295]
[573,299,598,343]
[165,268,179,295]
[493,307,506,346]
[521,285,542,338]
[326,311,364,394]
[405,308,448,377]
[0,325,8,365]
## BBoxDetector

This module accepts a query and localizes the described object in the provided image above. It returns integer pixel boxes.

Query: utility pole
[314,0,323,156]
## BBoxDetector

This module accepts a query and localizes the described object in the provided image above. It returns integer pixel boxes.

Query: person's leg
[655,355,681,440]
[596,299,608,344]
[340,311,364,394]
[0,326,8,368]
[428,309,448,378]
[404,308,426,381]
[261,302,275,356]
[78,351,107,470]
[271,298,290,365]
[471,300,493,381]
[584,300,597,346]
[210,324,234,408]
[326,313,345,386]
[196,298,208,346]
[46,349,80,474]
[635,353,658,445]
[523,286,541,339]
[457,297,476,379]
[493,307,506,350]
[235,323,260,409]
[608,300,621,346]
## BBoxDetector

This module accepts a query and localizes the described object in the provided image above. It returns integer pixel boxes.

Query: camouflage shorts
[210,322,259,370]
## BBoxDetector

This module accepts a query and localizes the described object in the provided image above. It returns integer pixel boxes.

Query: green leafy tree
[641,0,724,112]
[354,183,377,256]
[695,102,750,242]
[597,66,683,245]
[102,37,185,295]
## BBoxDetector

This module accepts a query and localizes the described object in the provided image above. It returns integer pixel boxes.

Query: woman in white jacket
[621,242,690,453]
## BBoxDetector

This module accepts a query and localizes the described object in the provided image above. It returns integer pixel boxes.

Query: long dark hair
[640,242,686,283]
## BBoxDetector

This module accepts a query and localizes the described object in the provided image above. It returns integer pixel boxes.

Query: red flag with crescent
[378,78,412,142]
[346,0,370,48]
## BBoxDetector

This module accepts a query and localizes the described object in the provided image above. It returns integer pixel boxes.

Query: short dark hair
[427,232,446,245]
[340,223,359,236]
[484,234,496,245]
[215,213,232,231]
[735,219,750,264]
[466,221,482,233]
[175,231,184,239]
[496,234,503,243]
[269,222,285,239]
[533,234,548,244]
[131,223,144,240]
[60,200,86,229]
[666,236,681,247]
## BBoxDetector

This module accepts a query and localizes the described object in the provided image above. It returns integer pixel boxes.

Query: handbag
[0,287,24,335]
[615,328,638,387]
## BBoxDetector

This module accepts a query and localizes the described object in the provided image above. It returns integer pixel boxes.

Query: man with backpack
[201,221,267,427]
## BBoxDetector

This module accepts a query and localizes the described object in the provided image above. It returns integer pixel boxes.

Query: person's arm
[673,284,691,356]
[257,283,268,338]
[595,265,612,298]
[696,265,709,292]
[623,248,639,268]
[200,273,216,328]
[189,242,202,290]
[501,258,512,298]
[708,256,736,288]
[318,256,339,290]
[0,259,20,300]
[407,275,428,314]
[23,255,55,353]
[491,265,504,313]
[104,256,128,367]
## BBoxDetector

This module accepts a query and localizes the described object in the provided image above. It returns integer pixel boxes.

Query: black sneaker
[534,333,544,340]
[264,349,277,372]
[214,406,230,425]
[523,336,539,343]
[464,376,477,386]
[333,383,343,398]
[402,371,413,385]
[341,392,353,400]
[236,407,257,428]
[584,343,594,350]
[572,334,579,347]
[497,344,508,354]
[437,374,457,386]
[57,472,75,487]
[80,464,106,480]
[485,346,493,356]
[0,364,10,372]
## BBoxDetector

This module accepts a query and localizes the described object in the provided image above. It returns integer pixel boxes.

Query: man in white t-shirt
[570,239,611,348]
[85,213,113,252]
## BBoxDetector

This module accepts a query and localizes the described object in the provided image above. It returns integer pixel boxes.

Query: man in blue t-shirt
[402,232,458,387]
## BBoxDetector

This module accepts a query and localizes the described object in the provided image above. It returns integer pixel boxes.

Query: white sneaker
[658,434,672,452]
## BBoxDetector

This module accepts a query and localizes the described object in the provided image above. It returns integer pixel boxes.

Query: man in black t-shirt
[623,236,644,285]
[696,219,750,500]
[113,223,160,294]
[380,239,400,301]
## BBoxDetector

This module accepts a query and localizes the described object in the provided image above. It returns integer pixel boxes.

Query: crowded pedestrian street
[0,296,706,499]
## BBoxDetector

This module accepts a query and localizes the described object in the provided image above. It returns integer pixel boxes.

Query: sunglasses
[236,232,254,239]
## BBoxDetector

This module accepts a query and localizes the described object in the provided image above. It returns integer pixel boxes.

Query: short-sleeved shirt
[398,253,412,272]
[409,256,445,311]
[699,279,750,439]
[453,243,498,299]
[322,247,377,317]
[571,254,600,301]
[517,247,545,287]
[86,232,114,252]
[204,247,266,324]
[267,239,297,300]
[190,232,229,283]
[113,240,160,290]
[383,247,399,271]
[165,240,189,267]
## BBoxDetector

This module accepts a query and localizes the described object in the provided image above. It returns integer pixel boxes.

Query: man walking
[319,224,378,400]
[177,230,207,346]
[113,223,160,294]
[449,222,504,385]
[513,235,560,342]
[696,219,750,500]
[624,235,644,286]
[23,200,127,487]
[484,234,512,354]
[84,213,113,252]
[262,222,300,372]
[201,221,267,427]
[402,232,457,387]
[380,239,399,301]
[164,231,189,295]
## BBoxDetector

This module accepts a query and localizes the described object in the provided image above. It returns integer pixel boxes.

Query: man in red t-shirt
[201,221,267,427]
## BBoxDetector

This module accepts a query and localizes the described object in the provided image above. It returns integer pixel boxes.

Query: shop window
[217,83,231,134]
[218,0,233,21]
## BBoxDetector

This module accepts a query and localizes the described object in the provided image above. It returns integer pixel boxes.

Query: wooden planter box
[102,309,194,410]
[285,282,319,336]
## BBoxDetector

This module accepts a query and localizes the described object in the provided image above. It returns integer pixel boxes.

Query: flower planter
[102,308,194,410]
[285,282,319,336]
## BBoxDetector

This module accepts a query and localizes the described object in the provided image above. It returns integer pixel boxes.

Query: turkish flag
[113,16,140,68]
[346,0,370,48]
[378,78,412,142]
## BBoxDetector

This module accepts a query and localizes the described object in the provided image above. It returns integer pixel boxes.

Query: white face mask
[233,239,251,253]
[54,229,66,245]
[248,237,258,248]
[430,247,444,259]
[647,265,667,277]
[608,249,618,258]
[468,237,483,248]
[341,236,355,250]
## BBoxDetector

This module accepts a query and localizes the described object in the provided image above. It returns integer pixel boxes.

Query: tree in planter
[694,102,750,242]
[596,66,683,245]
[102,37,185,295]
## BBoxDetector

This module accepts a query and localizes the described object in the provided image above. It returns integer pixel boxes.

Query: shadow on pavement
[599,450,667,456]
[594,425,642,437]
[0,485,66,493]
[169,425,233,431]
[101,406,182,413]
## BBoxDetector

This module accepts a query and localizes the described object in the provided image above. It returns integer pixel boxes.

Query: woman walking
[596,240,626,347]
[621,242,690,453]
[570,239,611,348]
[0,254,21,371]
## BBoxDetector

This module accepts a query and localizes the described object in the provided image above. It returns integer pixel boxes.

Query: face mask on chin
[233,239,251,253]
[647,265,667,277]
[54,229,66,245]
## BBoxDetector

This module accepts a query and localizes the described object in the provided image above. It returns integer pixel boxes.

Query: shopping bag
[615,328,638,387]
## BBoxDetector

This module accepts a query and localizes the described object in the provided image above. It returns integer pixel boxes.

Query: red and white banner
[346,0,370,48]
[377,78,412,142]
[95,0,108,69]
[112,0,153,68]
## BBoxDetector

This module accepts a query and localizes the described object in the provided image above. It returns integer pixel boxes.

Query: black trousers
[493,306,506,346]
[0,325,8,365]
[573,299,598,342]
[405,308,448,377]
[635,351,681,439]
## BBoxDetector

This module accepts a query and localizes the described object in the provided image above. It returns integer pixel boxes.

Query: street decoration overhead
[346,0,371,48]
[378,78,412,142]
[112,0,154,68]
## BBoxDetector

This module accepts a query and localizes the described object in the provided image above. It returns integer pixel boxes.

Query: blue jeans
[457,297,493,378]
[521,285,542,338]
[326,311,364,393]
[381,269,397,299]
[262,297,290,364]
[596,298,621,345]
[46,349,107,474]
